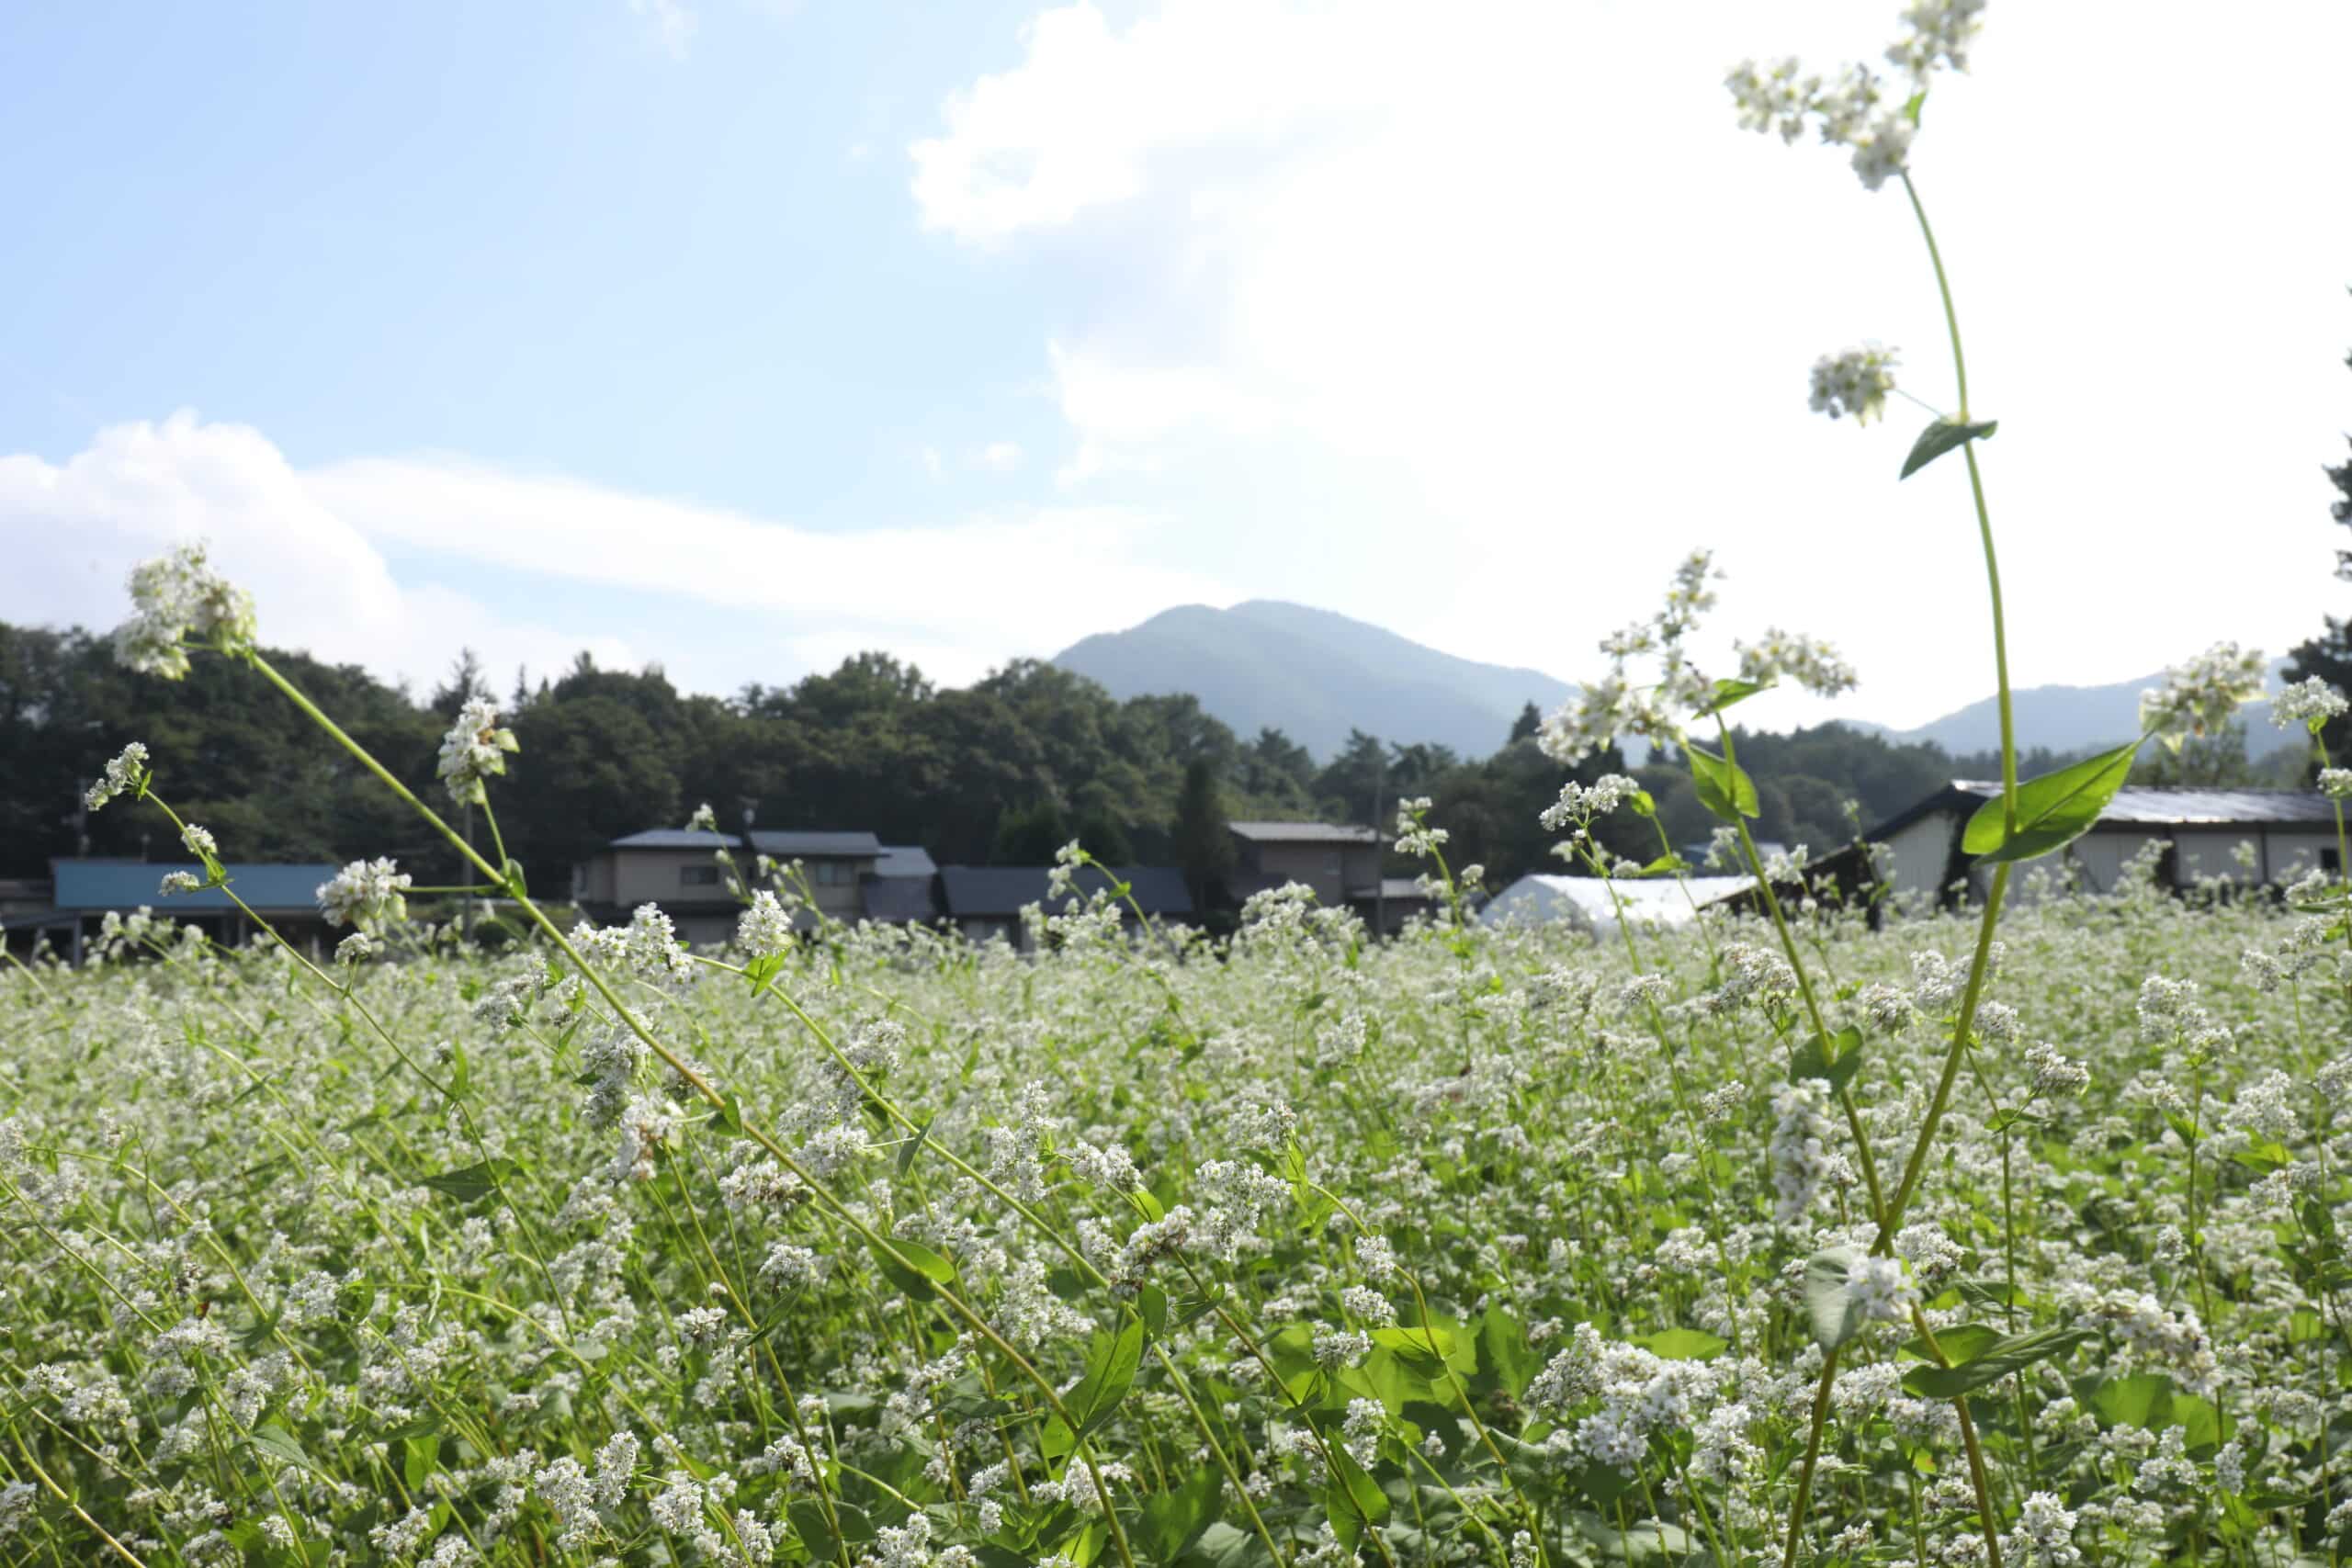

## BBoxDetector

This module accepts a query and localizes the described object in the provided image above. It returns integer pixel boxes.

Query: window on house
[811,861,849,887]
[2326,848,2343,874]
[1324,852,1341,875]
[681,864,720,887]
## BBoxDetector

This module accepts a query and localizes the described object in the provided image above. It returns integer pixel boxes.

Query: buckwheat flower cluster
[1809,345,1900,423]
[2320,768,2352,799]
[158,870,203,897]
[1539,773,1642,834]
[1770,1077,1837,1223]
[113,543,259,678]
[1526,1323,1714,1476]
[2140,642,2267,750]
[316,857,413,933]
[2009,1490,2080,1568]
[1537,552,1734,763]
[1735,628,1860,697]
[84,741,151,812]
[737,888,796,958]
[1888,0,1988,79]
[2272,674,2347,731]
[436,695,518,807]
[1393,798,1447,858]
[2022,1041,2090,1097]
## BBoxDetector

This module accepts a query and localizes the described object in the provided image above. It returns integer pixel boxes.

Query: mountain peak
[1053,601,1572,760]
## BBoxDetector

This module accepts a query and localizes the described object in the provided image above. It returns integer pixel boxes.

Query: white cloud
[0,413,636,695]
[0,413,1236,696]
[912,0,2352,728]
[978,441,1024,472]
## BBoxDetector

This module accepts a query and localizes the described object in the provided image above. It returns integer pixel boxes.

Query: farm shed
[4,859,340,963]
[1867,783,2344,904]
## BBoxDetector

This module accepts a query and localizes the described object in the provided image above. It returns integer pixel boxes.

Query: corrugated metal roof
[1944,782,2342,827]
[872,845,937,878]
[608,829,734,850]
[1481,873,1754,929]
[749,829,884,858]
[937,865,1194,919]
[49,860,341,913]
[1228,820,1378,843]
[605,828,886,856]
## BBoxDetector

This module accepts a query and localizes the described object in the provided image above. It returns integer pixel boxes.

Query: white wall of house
[1883,817,1957,898]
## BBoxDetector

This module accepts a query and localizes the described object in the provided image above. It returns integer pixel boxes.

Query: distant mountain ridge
[1857,658,2301,760]
[1052,601,1574,760]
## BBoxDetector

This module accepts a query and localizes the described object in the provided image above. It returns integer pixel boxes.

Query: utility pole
[1373,748,1385,940]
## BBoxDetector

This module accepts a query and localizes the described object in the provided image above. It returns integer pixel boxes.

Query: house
[573,829,889,942]
[1481,873,1756,935]
[936,864,1193,952]
[1226,820,1433,934]
[573,829,948,941]
[3,860,341,963]
[1869,783,2345,903]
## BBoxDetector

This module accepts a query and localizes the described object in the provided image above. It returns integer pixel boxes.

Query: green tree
[992,799,1071,864]
[1171,758,1234,909]
[2286,321,2352,769]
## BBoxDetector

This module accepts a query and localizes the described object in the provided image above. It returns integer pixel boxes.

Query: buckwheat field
[9,5,2352,1566]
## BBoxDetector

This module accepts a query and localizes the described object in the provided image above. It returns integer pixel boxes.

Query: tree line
[3,617,2064,900]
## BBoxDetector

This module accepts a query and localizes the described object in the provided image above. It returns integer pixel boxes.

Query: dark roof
[937,865,1194,919]
[871,845,937,878]
[749,829,884,858]
[861,875,942,923]
[1228,820,1379,844]
[1867,781,2346,841]
[49,860,342,914]
[604,829,884,857]
[607,829,734,850]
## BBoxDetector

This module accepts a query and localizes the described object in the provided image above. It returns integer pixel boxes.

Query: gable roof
[872,845,937,879]
[1866,781,2345,841]
[50,860,341,914]
[937,865,1194,919]
[604,828,885,857]
[1228,820,1379,844]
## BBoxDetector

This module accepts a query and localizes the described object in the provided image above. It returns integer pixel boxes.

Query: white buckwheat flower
[1844,1254,1916,1323]
[1735,628,1860,697]
[2272,676,2347,731]
[1848,112,1914,191]
[316,858,413,933]
[1809,345,1899,423]
[2141,642,2266,750]
[2321,768,2352,799]
[84,742,151,812]
[436,695,519,807]
[1770,1078,1836,1224]
[113,543,258,678]
[158,871,203,897]
[1887,0,1988,82]
[738,889,796,957]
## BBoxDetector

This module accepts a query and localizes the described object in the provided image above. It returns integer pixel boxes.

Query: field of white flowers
[4,858,2349,1568]
[13,4,2352,1562]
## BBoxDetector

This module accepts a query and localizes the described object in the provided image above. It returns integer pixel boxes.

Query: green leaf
[1476,1307,1541,1398]
[1634,853,1690,878]
[1687,745,1759,824]
[1693,677,1773,718]
[1962,739,2140,865]
[1570,1511,1690,1563]
[1138,1284,1169,1337]
[1139,1467,1222,1562]
[1370,1324,1456,1370]
[1903,1323,2004,1367]
[744,953,784,994]
[1322,1445,1388,1543]
[419,1157,523,1204]
[246,1420,318,1474]
[896,1117,933,1179]
[1899,417,1998,479]
[1626,789,1657,818]
[1045,1316,1148,1458]
[865,1235,957,1301]
[1902,1325,2094,1398]
[1634,1327,1727,1360]
[1789,1027,1864,1094]
[1804,1247,1868,1350]
[2090,1371,2175,1429]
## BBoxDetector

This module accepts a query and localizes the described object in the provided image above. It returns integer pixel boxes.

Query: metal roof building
[1227,821,1380,843]
[937,864,1193,951]
[1867,782,2345,901]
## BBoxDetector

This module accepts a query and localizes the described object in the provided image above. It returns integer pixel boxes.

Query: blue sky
[6,1,2351,730]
